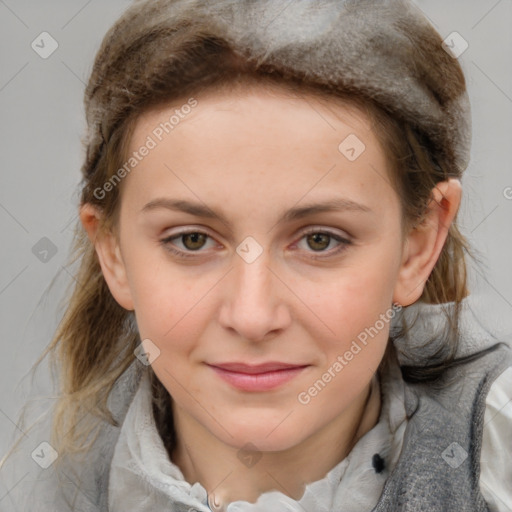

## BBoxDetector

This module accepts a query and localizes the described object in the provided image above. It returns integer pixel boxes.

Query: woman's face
[111,85,407,451]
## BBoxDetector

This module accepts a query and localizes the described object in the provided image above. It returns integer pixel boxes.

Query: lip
[209,362,307,374]
[206,362,310,392]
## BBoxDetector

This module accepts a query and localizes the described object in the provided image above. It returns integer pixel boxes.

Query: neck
[170,376,381,508]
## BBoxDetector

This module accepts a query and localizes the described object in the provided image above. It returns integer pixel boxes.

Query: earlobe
[79,203,135,311]
[393,178,462,306]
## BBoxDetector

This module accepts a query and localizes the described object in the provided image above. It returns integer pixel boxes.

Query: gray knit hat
[83,0,471,183]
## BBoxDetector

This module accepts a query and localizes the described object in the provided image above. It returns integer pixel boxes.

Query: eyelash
[160,228,352,260]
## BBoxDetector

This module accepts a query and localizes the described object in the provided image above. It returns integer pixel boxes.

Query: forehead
[121,83,398,221]
[133,81,377,151]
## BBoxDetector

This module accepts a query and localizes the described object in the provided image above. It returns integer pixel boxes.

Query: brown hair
[43,0,472,456]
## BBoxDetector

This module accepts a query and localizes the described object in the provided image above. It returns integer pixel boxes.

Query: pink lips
[207,362,309,392]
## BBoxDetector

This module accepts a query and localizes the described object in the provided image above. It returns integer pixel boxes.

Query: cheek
[131,271,207,345]
[294,264,396,428]
[120,244,198,343]
[303,250,400,344]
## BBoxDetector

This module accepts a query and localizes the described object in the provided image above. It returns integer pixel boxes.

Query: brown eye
[306,233,331,251]
[181,232,208,251]
[294,228,352,260]
[161,229,216,258]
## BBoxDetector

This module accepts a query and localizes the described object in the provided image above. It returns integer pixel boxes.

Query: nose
[218,252,291,343]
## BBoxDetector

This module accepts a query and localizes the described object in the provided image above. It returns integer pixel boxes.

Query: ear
[393,178,462,307]
[80,203,135,311]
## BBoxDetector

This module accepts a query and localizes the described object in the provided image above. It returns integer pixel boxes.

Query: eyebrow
[141,197,373,231]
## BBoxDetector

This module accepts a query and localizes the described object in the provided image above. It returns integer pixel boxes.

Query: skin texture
[81,84,461,505]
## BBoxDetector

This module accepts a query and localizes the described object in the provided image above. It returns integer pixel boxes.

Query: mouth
[206,362,310,392]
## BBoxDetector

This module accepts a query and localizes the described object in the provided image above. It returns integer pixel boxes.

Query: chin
[213,420,309,453]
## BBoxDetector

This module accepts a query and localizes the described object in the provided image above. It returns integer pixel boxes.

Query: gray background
[0,0,511,460]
